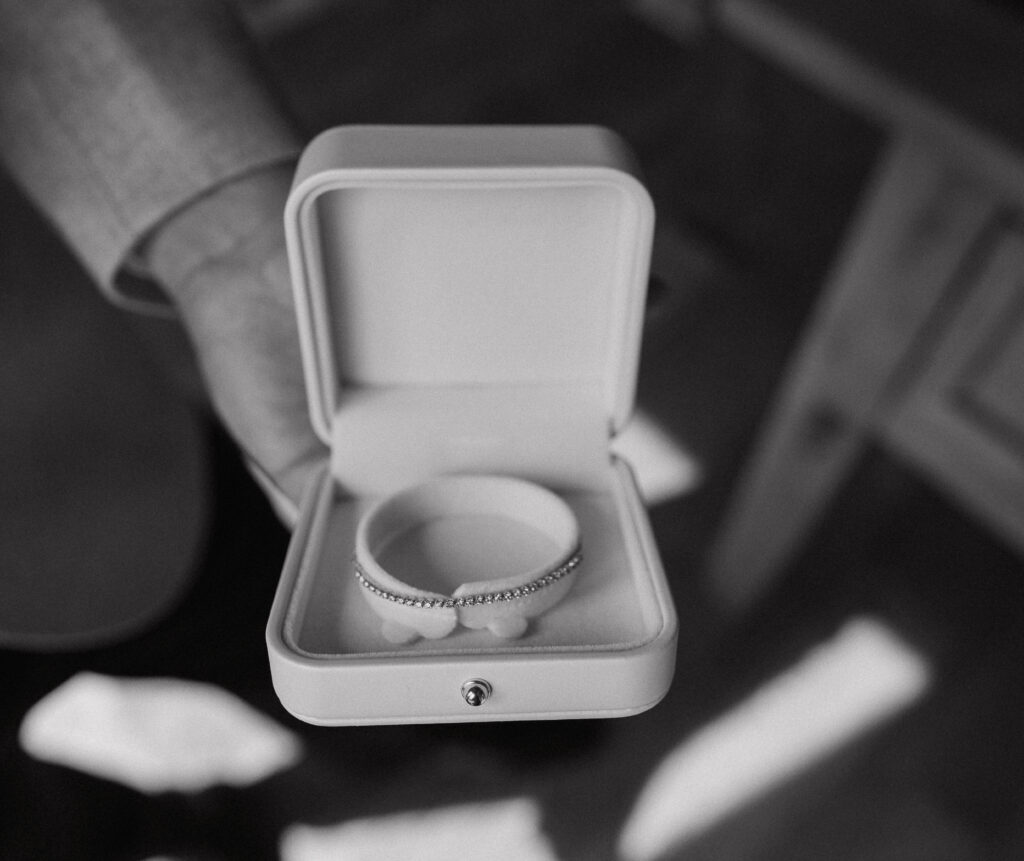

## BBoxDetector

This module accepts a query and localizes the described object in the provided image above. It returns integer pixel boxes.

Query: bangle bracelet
[353,475,582,644]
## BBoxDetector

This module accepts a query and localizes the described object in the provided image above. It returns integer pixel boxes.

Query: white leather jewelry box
[266,125,677,725]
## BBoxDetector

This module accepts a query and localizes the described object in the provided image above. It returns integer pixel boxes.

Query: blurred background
[2,0,1024,858]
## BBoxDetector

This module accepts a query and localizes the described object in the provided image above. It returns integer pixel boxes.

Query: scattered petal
[611,411,701,505]
[618,617,931,860]
[19,672,302,794]
[281,797,559,861]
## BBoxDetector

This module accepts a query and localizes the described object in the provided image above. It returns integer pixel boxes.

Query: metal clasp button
[461,679,492,707]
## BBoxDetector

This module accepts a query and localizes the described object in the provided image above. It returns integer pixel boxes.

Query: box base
[267,461,677,725]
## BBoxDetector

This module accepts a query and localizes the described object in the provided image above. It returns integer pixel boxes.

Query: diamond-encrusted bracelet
[353,547,582,609]
[353,475,582,643]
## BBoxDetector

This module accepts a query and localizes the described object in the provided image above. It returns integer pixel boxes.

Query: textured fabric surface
[0,0,300,308]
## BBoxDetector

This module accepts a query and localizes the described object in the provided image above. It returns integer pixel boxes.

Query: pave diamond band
[352,475,583,642]
[353,547,582,609]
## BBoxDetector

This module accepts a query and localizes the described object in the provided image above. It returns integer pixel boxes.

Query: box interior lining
[282,466,665,660]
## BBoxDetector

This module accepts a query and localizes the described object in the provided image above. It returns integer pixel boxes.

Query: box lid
[284,125,655,446]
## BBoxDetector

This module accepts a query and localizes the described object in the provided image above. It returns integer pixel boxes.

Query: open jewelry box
[266,126,678,725]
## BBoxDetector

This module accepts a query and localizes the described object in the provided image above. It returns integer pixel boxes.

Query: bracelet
[353,475,582,644]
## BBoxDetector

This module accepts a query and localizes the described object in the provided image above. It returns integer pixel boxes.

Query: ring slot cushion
[266,125,678,725]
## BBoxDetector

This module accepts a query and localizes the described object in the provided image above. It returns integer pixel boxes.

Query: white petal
[281,797,559,861]
[618,617,931,860]
[611,411,702,505]
[19,672,302,794]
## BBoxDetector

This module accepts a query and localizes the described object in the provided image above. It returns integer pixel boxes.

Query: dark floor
[2,2,1024,859]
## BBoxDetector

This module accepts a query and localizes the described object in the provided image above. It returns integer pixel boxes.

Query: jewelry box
[265,125,678,725]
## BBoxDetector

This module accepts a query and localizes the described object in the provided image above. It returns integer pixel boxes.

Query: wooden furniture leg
[706,136,995,607]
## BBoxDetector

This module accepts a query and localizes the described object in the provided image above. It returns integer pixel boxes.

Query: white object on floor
[19,672,303,794]
[617,616,931,861]
[280,797,559,861]
[611,410,702,506]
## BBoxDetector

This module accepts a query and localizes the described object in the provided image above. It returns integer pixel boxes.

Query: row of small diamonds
[352,548,582,610]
